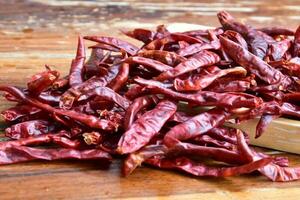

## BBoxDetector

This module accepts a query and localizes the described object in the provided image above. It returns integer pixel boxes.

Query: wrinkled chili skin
[293,25,300,57]
[217,11,270,59]
[220,36,292,89]
[84,36,139,55]
[5,120,54,140]
[257,27,294,36]
[124,56,172,72]
[27,70,60,96]
[69,36,86,87]
[123,95,158,130]
[1,105,42,122]
[164,108,231,147]
[174,67,247,92]
[155,50,221,81]
[118,100,177,154]
[137,50,186,66]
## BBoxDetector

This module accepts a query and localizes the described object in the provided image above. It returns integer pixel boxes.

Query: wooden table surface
[1,0,300,199]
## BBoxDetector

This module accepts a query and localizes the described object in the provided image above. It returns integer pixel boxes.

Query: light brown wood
[1,1,300,199]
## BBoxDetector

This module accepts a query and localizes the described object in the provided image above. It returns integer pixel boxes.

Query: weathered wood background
[1,0,300,199]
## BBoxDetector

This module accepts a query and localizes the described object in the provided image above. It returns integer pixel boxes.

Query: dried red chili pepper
[145,156,272,177]
[124,95,158,130]
[177,30,221,57]
[77,86,131,110]
[84,36,139,55]
[1,105,41,122]
[137,50,186,66]
[163,108,230,147]
[174,66,247,92]
[124,56,172,72]
[293,25,300,57]
[122,28,155,44]
[5,120,54,140]
[155,50,220,81]
[220,35,292,89]
[142,84,261,108]
[257,27,294,36]
[0,146,111,165]
[27,69,60,95]
[118,100,177,154]
[217,11,270,59]
[69,36,86,87]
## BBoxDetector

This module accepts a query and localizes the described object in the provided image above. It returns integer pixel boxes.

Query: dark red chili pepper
[52,76,69,90]
[137,50,186,66]
[27,69,60,95]
[107,63,130,92]
[77,86,131,110]
[293,25,300,57]
[124,56,172,72]
[205,76,253,92]
[84,36,139,55]
[217,11,270,59]
[122,28,155,44]
[124,95,158,130]
[145,156,272,177]
[117,100,177,154]
[0,86,117,131]
[69,36,86,87]
[60,64,120,109]
[256,114,279,138]
[257,27,294,36]
[220,35,292,89]
[142,84,261,108]
[5,120,54,140]
[1,105,41,122]
[163,108,230,148]
[174,66,247,92]
[89,43,120,52]
[177,30,221,57]
[155,50,220,81]
[0,146,111,165]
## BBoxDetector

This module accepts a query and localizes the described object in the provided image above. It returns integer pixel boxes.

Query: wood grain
[0,1,300,199]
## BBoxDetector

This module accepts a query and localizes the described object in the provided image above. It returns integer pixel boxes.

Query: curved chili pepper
[0,86,117,131]
[177,30,221,57]
[27,69,60,95]
[5,120,54,140]
[143,33,203,50]
[84,48,104,78]
[107,62,130,92]
[137,50,186,66]
[52,76,69,90]
[60,64,120,109]
[223,30,248,49]
[205,76,253,92]
[77,86,131,110]
[117,100,177,154]
[84,36,139,55]
[257,27,294,36]
[0,146,111,165]
[142,84,262,108]
[155,50,220,81]
[124,56,172,72]
[69,36,86,87]
[217,11,270,59]
[293,25,300,57]
[174,66,247,92]
[1,105,41,122]
[123,95,158,130]
[145,156,272,177]
[256,114,279,138]
[122,28,155,44]
[220,36,292,89]
[89,43,120,52]
[163,108,230,148]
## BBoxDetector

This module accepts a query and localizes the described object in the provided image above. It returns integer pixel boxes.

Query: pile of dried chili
[1,11,300,182]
